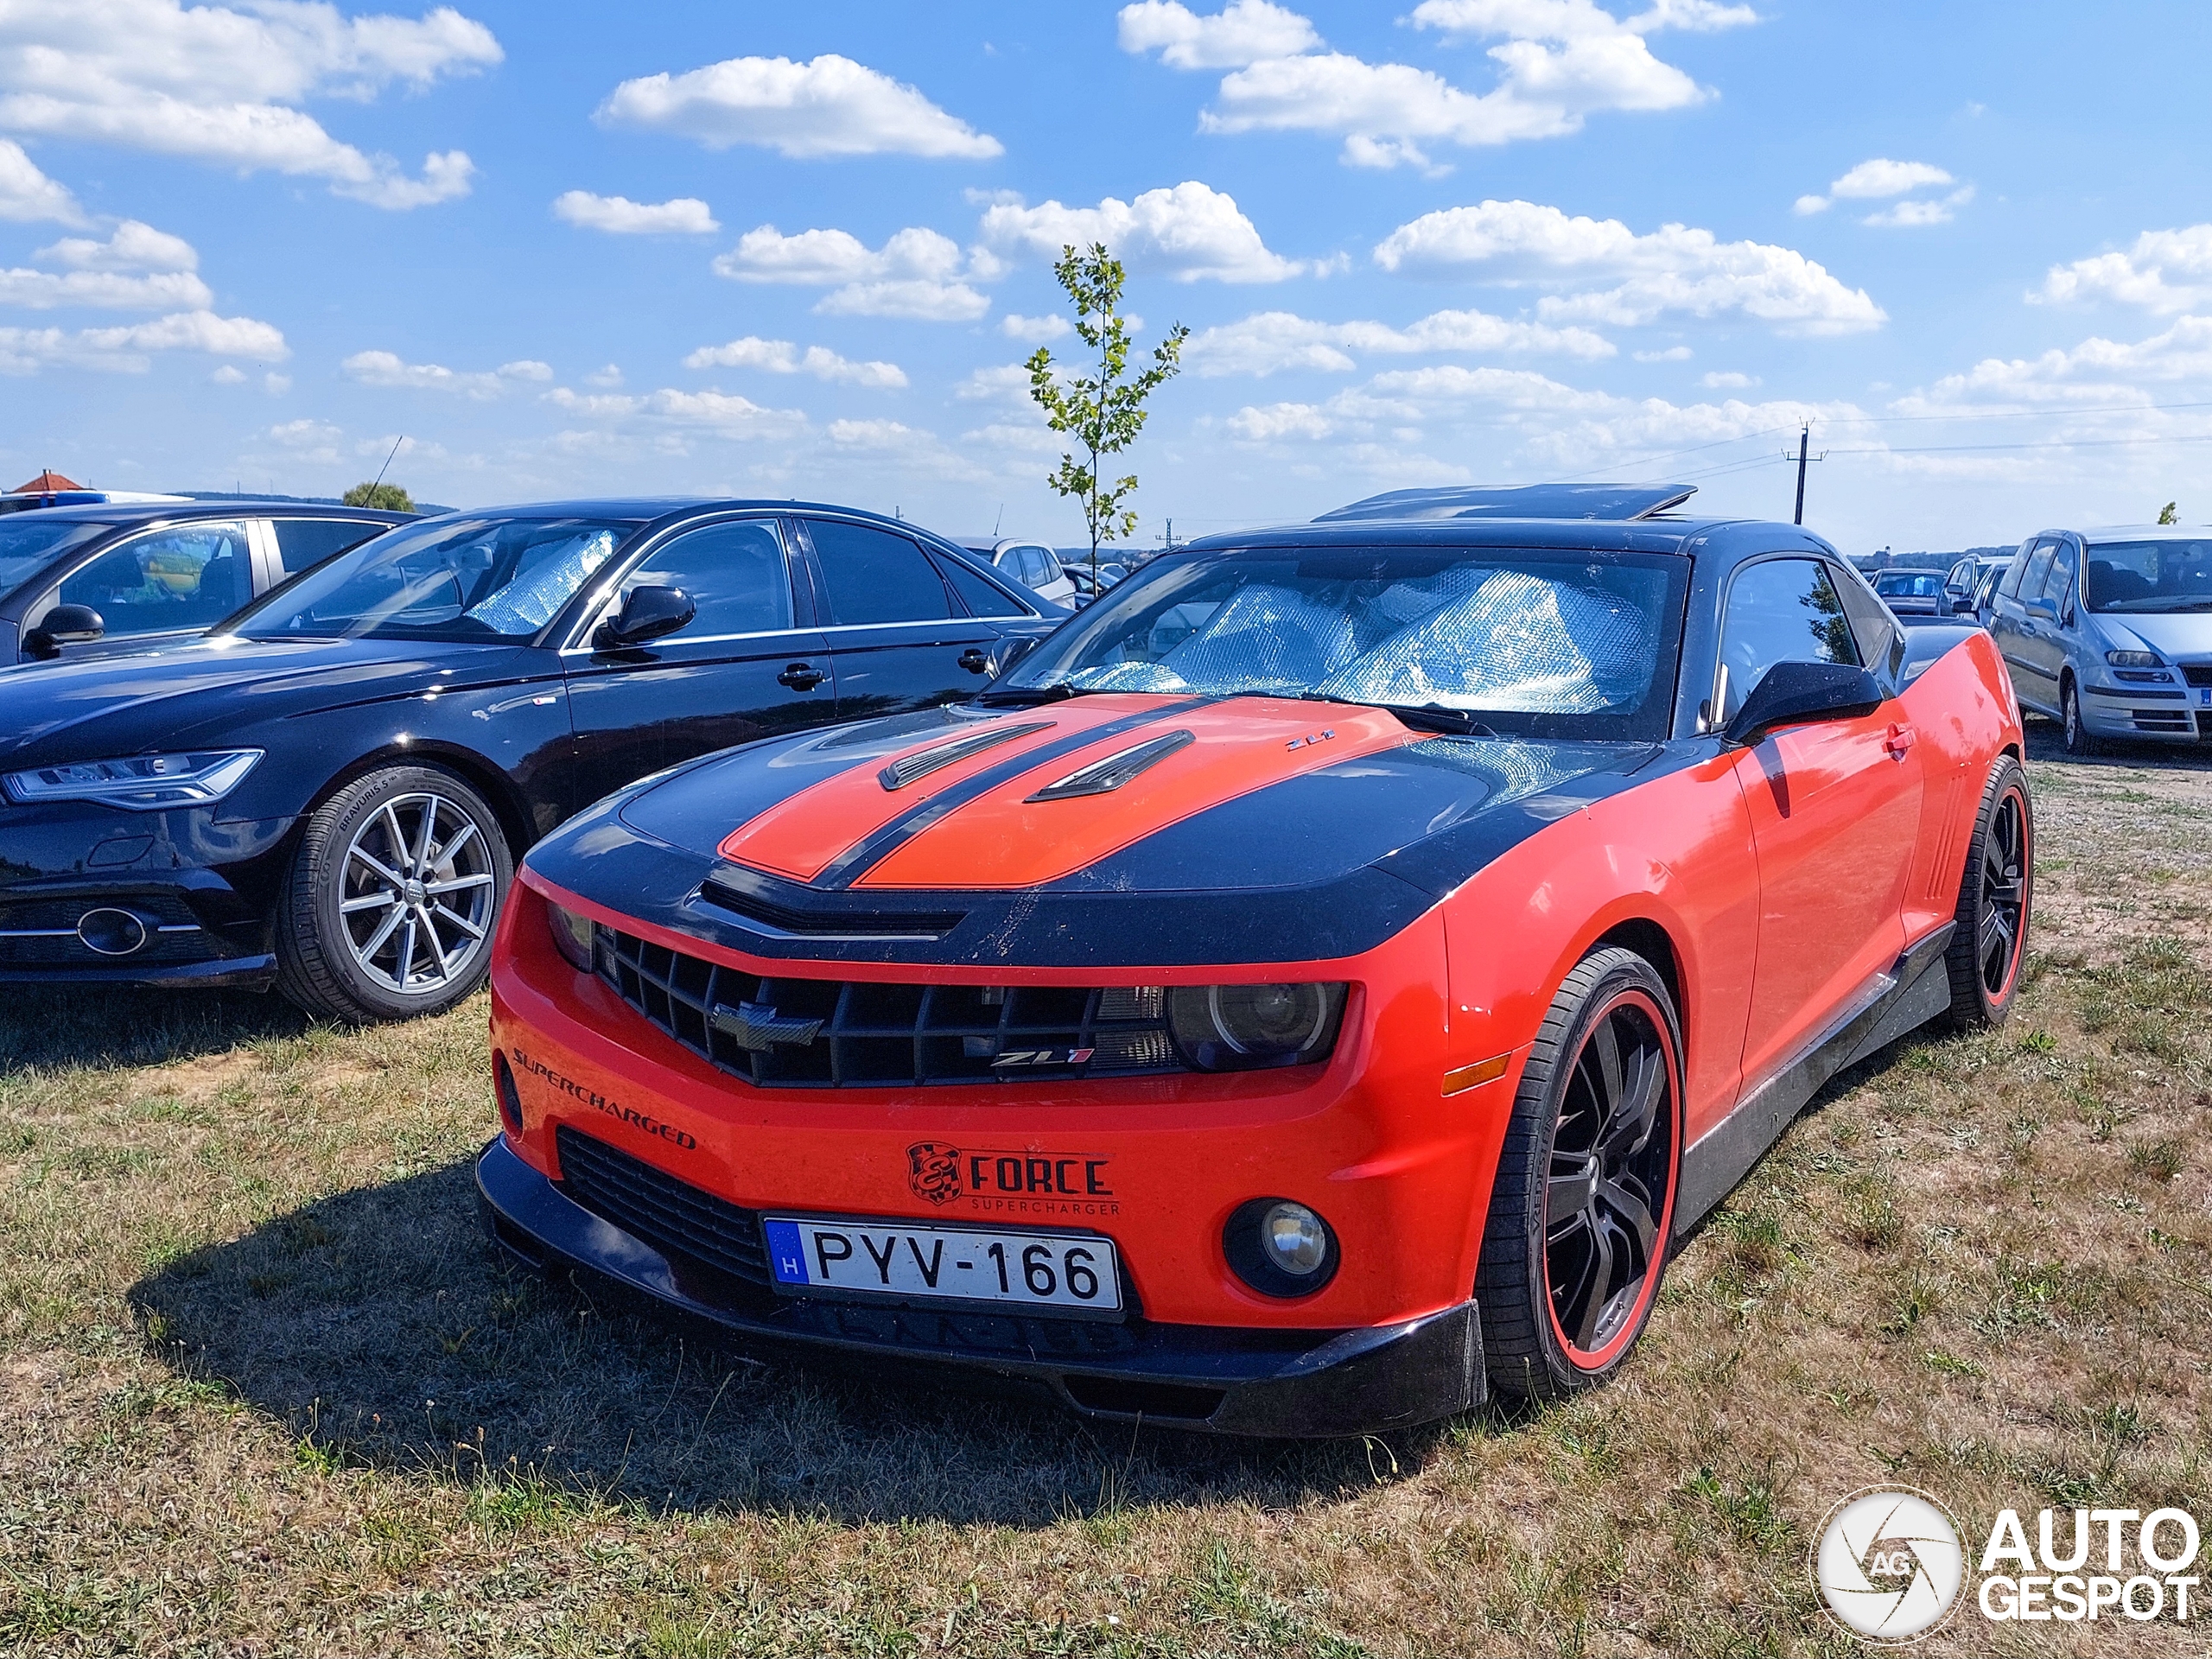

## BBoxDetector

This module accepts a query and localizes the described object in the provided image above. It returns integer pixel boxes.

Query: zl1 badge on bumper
[764,1217,1123,1313]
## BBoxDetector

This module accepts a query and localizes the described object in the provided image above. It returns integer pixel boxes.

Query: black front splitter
[474,1136,1485,1439]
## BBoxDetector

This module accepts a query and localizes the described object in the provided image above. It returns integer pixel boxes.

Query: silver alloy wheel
[336,791,497,995]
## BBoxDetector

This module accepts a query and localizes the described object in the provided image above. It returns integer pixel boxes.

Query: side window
[1033,547,1065,585]
[1827,560,1898,670]
[621,519,793,637]
[937,552,1027,617]
[1716,557,1859,719]
[2013,538,2059,605]
[1998,540,2042,600]
[57,520,253,635]
[273,518,389,575]
[805,519,951,625]
[2043,538,2080,611]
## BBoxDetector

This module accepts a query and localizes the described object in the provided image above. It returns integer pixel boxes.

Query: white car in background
[961,538,1077,608]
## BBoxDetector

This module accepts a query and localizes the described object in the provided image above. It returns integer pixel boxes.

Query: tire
[2061,677,2100,757]
[1475,947,1684,1402]
[1940,754,2031,1032]
[274,764,513,1024]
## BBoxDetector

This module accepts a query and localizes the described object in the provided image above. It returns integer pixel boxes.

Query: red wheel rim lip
[1542,984,1683,1371]
[1986,785,2030,1002]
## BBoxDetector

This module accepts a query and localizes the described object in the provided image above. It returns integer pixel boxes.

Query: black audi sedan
[0,500,412,664]
[0,499,1060,1022]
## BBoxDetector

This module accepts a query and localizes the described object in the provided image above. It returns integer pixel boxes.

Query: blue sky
[5,1,2212,554]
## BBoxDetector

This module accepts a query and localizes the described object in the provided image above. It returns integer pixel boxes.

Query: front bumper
[2080,684,2212,742]
[475,1135,1486,1438]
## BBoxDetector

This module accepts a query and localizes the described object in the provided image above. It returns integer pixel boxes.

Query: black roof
[1314,482,1698,524]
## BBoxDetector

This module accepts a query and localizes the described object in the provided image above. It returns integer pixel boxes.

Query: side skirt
[1673,922,1956,1236]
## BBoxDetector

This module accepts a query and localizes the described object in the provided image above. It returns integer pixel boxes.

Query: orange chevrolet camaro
[476,498,2031,1436]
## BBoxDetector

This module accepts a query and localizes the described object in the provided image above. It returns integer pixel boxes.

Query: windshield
[1002,545,1689,741]
[2085,539,2212,613]
[1876,572,1942,598]
[0,518,114,597]
[226,515,636,641]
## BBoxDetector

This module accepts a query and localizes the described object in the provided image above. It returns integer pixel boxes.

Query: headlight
[1168,982,1345,1071]
[1,749,261,810]
[546,900,598,972]
[2107,649,2164,668]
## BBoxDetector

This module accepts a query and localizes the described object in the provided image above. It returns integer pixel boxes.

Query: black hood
[0,635,549,767]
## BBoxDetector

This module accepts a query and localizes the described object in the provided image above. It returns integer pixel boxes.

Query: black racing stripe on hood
[810,696,1215,890]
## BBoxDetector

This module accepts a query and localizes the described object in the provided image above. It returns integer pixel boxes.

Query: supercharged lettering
[512,1047,696,1149]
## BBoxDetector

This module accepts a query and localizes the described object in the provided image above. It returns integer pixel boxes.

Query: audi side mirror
[1721,660,1885,748]
[595,584,695,650]
[23,602,105,658]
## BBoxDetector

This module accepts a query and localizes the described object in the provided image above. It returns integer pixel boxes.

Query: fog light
[1224,1197,1338,1297]
[546,900,596,972]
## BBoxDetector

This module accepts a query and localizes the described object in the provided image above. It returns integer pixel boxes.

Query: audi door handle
[1884,722,1916,760]
[958,647,989,674]
[777,661,825,691]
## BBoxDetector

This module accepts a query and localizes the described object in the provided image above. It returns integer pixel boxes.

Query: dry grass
[3,723,2211,1657]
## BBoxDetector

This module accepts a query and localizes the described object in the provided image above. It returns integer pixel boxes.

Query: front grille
[2181,665,2212,687]
[0,893,216,969]
[2133,711,2192,733]
[556,1125,769,1285]
[595,925,1185,1089]
[2200,711,2212,739]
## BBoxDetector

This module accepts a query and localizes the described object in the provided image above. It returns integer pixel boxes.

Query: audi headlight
[2107,649,2164,668]
[545,900,599,973]
[2,749,262,810]
[1168,982,1346,1071]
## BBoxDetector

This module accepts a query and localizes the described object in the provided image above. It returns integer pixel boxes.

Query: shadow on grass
[0,983,309,1077]
[129,1159,1475,1527]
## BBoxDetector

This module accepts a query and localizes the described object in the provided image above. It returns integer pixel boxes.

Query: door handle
[777,661,825,691]
[1884,721,1916,760]
[958,647,989,674]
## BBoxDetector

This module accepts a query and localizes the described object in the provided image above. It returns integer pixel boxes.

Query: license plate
[763,1216,1122,1313]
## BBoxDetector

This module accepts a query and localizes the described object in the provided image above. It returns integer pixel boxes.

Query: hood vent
[878,720,1053,791]
[1026,729,1195,803]
[696,878,967,942]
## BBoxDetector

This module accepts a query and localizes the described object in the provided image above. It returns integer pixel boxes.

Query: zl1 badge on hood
[906,1141,1118,1217]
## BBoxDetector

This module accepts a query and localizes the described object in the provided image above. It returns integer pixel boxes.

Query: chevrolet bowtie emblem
[710,999,823,1051]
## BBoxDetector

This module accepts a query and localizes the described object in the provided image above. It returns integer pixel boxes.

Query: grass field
[3,724,2210,1657]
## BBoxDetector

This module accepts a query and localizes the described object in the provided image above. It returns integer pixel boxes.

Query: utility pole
[1793,424,1810,525]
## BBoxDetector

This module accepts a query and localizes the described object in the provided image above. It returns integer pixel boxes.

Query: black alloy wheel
[1942,754,2032,1030]
[1476,946,1683,1400]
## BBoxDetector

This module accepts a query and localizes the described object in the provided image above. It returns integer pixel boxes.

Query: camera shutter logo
[1813,1488,1966,1643]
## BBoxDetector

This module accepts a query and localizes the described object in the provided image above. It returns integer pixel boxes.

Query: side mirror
[2023,594,2058,620]
[22,602,105,657]
[594,584,695,651]
[985,634,1040,680]
[1722,660,1884,748]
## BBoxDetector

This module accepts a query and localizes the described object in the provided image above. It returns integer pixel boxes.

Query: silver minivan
[1987,524,2212,753]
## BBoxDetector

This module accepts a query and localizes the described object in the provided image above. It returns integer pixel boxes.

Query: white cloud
[264,371,289,393]
[1633,344,1691,360]
[0,0,499,208]
[210,363,245,384]
[1913,315,2212,406]
[0,138,80,223]
[343,349,551,397]
[544,383,810,441]
[596,53,1000,159]
[1863,188,1971,228]
[712,223,994,320]
[1226,401,1334,440]
[582,363,622,388]
[1186,306,1614,375]
[0,308,285,374]
[269,416,343,461]
[1700,369,1757,387]
[35,219,196,271]
[0,266,210,308]
[955,363,1034,404]
[1000,312,1071,342]
[1373,199,1885,333]
[2037,225,2212,314]
[552,191,717,235]
[682,335,906,388]
[1163,0,1753,171]
[978,181,1304,283]
[1116,1,1321,69]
